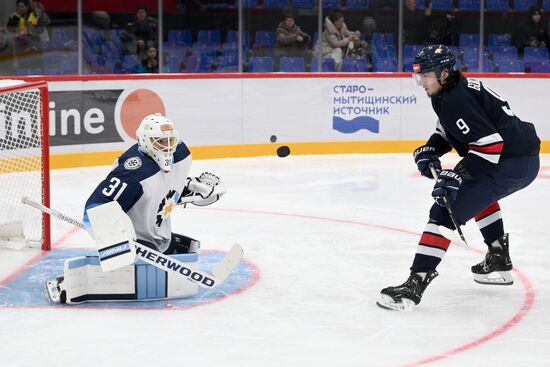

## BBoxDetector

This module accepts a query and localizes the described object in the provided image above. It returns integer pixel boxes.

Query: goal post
[0,80,50,250]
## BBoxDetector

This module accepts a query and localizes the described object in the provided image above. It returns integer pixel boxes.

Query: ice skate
[45,276,66,304]
[471,233,513,285]
[376,270,438,312]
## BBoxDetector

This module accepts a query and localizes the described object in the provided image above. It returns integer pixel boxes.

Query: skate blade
[376,294,415,312]
[474,271,514,286]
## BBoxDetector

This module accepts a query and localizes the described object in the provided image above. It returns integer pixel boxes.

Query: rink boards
[12,73,550,168]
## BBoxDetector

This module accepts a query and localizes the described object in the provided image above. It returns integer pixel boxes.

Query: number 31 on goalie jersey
[101,177,128,201]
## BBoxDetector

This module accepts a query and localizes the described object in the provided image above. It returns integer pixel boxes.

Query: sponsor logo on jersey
[123,157,142,170]
[155,190,179,227]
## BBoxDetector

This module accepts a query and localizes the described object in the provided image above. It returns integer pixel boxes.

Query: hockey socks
[410,221,451,273]
[475,202,504,246]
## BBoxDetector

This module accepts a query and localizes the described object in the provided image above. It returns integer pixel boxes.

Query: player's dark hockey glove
[432,169,462,206]
[413,145,441,179]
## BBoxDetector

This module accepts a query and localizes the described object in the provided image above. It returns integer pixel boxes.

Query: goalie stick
[21,196,243,289]
[428,165,469,247]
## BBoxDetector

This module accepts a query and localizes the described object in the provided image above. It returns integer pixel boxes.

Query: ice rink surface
[1,153,549,367]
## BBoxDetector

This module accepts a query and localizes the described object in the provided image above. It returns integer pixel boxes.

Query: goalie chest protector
[84,143,192,252]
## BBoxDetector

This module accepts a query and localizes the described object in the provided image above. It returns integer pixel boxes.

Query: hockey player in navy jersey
[377,45,540,311]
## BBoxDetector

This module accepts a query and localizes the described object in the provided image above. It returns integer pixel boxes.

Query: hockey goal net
[0,80,50,250]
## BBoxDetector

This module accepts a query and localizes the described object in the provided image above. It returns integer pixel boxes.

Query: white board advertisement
[46,75,548,155]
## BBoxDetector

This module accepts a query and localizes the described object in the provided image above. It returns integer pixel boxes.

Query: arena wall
[14,73,550,168]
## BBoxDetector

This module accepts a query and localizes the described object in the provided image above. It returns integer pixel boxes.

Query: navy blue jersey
[84,142,192,251]
[428,77,540,179]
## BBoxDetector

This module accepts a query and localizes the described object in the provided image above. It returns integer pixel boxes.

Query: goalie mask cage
[0,80,50,251]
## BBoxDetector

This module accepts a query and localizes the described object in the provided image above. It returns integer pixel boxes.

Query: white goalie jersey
[83,142,192,253]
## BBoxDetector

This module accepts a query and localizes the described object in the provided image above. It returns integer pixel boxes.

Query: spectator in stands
[427,10,459,46]
[318,12,361,71]
[515,7,548,53]
[404,0,458,46]
[0,27,15,75]
[6,0,49,69]
[343,35,371,70]
[275,13,311,62]
[122,4,158,60]
[29,0,49,41]
[345,36,370,60]
[7,0,48,48]
[403,0,432,45]
[142,45,159,73]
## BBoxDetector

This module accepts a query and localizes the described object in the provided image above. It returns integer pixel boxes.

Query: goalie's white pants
[62,253,199,303]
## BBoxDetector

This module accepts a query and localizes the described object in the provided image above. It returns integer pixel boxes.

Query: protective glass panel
[1,0,72,76]
[164,1,238,73]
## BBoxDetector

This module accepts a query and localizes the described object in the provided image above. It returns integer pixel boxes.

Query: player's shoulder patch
[123,156,142,170]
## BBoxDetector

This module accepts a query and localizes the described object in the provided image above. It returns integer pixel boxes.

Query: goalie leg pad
[62,256,136,304]
[136,253,199,299]
[50,253,199,304]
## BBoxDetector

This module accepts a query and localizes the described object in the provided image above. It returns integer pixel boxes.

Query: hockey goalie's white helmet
[136,113,179,172]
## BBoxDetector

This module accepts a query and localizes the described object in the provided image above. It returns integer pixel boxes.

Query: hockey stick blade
[22,197,242,288]
[211,243,243,283]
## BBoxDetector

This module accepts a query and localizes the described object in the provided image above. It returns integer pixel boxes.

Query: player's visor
[412,71,437,86]
[412,63,423,85]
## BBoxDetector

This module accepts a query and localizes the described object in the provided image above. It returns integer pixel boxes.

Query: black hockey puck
[277,145,290,158]
[270,135,277,143]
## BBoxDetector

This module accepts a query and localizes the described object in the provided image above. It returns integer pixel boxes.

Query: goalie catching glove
[180,172,227,207]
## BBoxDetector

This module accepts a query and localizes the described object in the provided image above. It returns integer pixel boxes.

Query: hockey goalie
[46,113,239,304]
